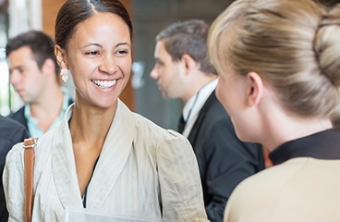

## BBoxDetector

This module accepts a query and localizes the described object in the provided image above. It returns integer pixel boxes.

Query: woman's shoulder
[133,112,186,141]
[226,159,311,217]
[132,112,193,154]
[6,141,25,167]
[231,159,308,196]
[6,128,55,162]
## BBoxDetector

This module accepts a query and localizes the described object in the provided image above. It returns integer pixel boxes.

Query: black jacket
[186,91,265,222]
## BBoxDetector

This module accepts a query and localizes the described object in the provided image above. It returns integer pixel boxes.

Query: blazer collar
[187,91,217,144]
[269,129,340,165]
[51,100,135,209]
[51,104,82,208]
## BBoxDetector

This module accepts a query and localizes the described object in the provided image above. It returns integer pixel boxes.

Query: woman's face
[216,64,251,141]
[61,12,131,109]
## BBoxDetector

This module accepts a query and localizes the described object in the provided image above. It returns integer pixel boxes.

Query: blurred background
[0,0,234,130]
[132,0,234,130]
[0,0,337,130]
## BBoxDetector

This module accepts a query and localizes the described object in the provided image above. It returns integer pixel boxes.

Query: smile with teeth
[92,80,117,88]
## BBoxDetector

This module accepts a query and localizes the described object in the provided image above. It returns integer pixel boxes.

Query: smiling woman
[3,1,208,222]
[55,12,131,110]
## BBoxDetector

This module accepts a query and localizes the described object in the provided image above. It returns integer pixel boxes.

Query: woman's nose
[99,55,117,74]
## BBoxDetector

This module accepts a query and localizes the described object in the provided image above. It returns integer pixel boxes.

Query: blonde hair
[208,0,340,129]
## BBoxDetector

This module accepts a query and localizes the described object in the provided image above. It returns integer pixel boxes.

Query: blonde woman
[208,0,340,221]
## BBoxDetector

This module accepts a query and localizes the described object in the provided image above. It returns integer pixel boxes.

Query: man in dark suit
[150,20,265,222]
[6,30,73,137]
[0,116,28,221]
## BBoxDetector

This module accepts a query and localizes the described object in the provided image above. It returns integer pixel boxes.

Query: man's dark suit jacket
[186,91,265,222]
[0,116,28,221]
[8,98,74,136]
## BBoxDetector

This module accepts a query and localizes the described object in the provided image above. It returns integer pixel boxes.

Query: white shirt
[182,78,218,138]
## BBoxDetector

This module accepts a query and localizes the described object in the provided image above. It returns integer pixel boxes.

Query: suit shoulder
[8,106,24,118]
[194,96,263,163]
[0,115,27,141]
[200,96,232,130]
[8,107,26,123]
[0,115,25,130]
[197,98,234,137]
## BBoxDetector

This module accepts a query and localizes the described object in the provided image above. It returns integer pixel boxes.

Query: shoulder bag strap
[23,138,37,222]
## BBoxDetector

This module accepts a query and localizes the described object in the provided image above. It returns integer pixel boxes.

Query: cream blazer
[224,158,340,222]
[4,100,208,222]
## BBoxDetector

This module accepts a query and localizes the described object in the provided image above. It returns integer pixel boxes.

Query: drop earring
[60,68,68,82]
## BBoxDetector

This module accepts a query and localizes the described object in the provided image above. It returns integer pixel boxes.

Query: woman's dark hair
[55,0,133,49]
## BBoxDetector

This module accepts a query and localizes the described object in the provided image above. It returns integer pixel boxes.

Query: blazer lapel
[86,100,135,209]
[188,91,216,148]
[51,105,83,209]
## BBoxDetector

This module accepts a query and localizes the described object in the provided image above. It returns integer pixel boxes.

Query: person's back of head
[156,19,217,75]
[209,0,340,130]
[6,30,59,77]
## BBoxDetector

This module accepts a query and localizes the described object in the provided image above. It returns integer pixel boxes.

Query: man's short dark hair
[156,19,217,75]
[6,30,59,75]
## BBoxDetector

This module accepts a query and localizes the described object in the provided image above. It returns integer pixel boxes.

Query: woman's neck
[69,101,117,152]
[264,114,332,152]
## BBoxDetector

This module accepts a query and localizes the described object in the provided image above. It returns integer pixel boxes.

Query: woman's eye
[85,51,99,55]
[118,50,128,54]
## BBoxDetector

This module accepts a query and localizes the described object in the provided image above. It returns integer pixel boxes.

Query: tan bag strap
[23,138,37,222]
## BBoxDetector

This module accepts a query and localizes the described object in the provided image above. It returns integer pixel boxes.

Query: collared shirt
[25,87,71,138]
[182,78,218,138]
[269,129,340,165]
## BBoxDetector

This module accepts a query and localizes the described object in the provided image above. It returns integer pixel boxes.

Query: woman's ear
[54,45,67,68]
[246,71,264,106]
